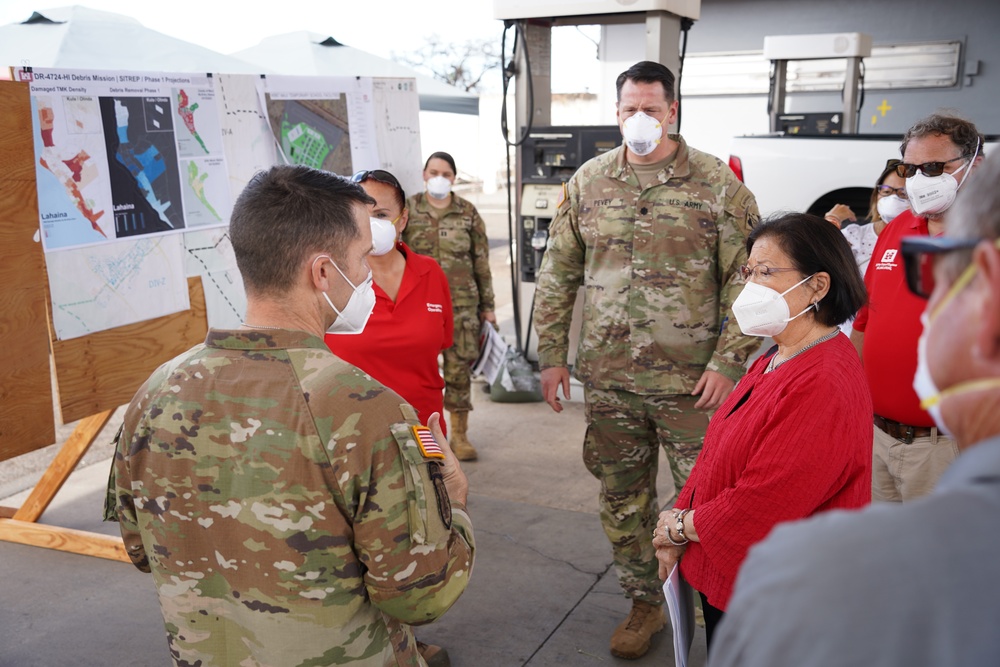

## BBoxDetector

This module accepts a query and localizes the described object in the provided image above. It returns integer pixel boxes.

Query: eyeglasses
[900,235,981,299]
[739,264,801,282]
[894,155,968,179]
[876,185,908,199]
[351,169,404,196]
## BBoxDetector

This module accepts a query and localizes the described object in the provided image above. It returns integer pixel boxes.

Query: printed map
[214,74,277,199]
[184,228,246,329]
[266,97,353,174]
[182,157,230,226]
[100,96,185,237]
[172,86,223,158]
[46,234,190,340]
[371,78,423,198]
[32,94,115,250]
[23,68,413,340]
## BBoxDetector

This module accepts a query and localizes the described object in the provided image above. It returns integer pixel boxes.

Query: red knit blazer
[677,333,872,609]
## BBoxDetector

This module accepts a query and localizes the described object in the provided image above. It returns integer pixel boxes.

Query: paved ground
[0,187,708,666]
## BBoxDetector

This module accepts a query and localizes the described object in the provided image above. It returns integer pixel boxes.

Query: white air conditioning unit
[763,33,873,61]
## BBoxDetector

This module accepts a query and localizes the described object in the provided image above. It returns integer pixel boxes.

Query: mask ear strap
[779,273,815,297]
[957,138,981,189]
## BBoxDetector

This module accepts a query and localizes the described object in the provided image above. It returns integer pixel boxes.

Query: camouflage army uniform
[104,329,475,667]
[533,136,759,604]
[404,192,495,412]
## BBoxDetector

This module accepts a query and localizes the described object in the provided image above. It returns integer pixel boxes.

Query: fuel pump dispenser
[519,126,620,284]
[494,0,701,365]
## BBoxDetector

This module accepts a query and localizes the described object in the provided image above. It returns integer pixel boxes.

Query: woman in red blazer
[652,213,873,654]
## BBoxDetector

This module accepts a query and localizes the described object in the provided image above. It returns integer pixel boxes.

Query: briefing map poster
[26,68,232,253]
[263,75,378,177]
[21,67,236,340]
[18,67,418,341]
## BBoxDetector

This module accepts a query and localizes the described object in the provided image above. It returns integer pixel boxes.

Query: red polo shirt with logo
[326,243,454,430]
[853,210,933,426]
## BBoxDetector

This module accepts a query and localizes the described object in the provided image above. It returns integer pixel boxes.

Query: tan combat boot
[609,600,666,660]
[448,411,478,461]
[416,640,450,667]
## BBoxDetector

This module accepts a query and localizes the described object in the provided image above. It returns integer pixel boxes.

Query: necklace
[242,322,284,331]
[766,328,840,373]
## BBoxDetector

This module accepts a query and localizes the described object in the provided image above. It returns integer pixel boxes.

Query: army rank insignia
[412,425,445,460]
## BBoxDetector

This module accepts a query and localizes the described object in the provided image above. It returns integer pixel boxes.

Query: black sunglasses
[900,235,980,298]
[351,169,404,195]
[894,155,968,179]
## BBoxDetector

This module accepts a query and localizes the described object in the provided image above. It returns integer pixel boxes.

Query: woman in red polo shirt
[326,169,453,435]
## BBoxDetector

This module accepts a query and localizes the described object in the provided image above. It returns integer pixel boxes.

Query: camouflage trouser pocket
[451,314,481,364]
[389,422,450,546]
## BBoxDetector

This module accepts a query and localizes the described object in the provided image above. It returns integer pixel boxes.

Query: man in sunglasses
[711,151,1000,667]
[851,113,985,503]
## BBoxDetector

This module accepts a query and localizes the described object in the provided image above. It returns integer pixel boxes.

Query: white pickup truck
[727,133,997,219]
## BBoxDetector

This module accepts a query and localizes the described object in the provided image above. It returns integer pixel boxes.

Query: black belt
[873,414,934,444]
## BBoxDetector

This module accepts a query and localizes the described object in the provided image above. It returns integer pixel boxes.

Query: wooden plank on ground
[0,81,56,461]
[0,518,129,562]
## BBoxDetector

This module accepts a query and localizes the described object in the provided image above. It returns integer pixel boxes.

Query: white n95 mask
[731,275,815,337]
[912,313,950,435]
[426,175,452,199]
[913,312,1000,436]
[907,141,979,217]
[621,112,664,157]
[369,217,397,256]
[876,195,909,223]
[317,256,376,335]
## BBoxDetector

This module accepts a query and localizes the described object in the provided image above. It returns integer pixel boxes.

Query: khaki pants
[871,424,958,503]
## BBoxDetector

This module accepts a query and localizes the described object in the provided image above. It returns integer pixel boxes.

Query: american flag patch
[412,425,445,460]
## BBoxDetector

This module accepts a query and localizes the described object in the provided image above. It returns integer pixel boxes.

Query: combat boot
[416,640,450,667]
[448,411,478,461]
[609,599,666,659]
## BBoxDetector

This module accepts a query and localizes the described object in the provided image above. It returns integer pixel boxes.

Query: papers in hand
[663,563,695,667]
[470,320,507,386]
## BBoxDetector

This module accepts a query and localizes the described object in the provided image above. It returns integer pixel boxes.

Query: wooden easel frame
[0,80,208,563]
[0,410,128,562]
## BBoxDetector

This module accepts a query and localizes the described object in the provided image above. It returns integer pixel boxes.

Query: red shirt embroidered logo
[426,302,443,313]
[875,248,898,271]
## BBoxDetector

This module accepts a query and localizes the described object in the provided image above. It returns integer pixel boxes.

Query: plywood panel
[52,276,208,423]
[0,81,56,461]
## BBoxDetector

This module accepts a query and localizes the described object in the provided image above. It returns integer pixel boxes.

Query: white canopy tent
[232,32,479,116]
[0,6,264,74]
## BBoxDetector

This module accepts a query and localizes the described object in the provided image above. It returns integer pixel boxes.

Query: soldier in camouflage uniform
[104,165,474,667]
[404,151,496,461]
[532,61,760,660]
